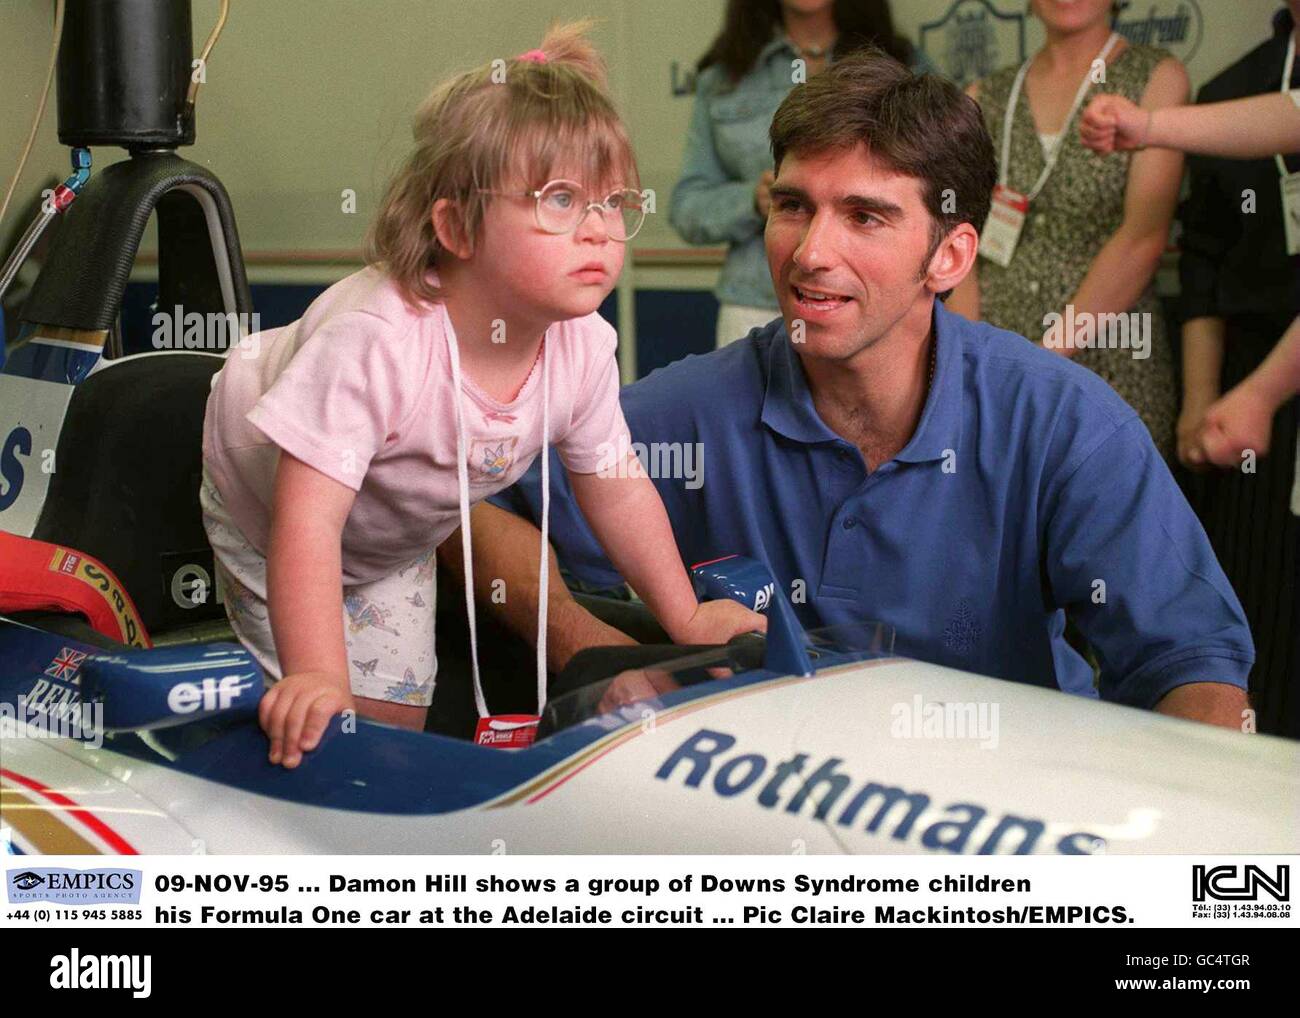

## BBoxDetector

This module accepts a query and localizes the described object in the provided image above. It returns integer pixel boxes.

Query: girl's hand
[258,671,355,768]
[1080,94,1150,154]
[671,599,768,647]
[1196,381,1277,469]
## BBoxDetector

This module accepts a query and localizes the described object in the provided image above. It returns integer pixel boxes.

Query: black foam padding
[20,152,251,333]
[4,610,124,651]
[32,352,226,635]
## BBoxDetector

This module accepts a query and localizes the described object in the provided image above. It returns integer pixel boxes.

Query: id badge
[474,714,540,749]
[979,185,1029,267]
[1282,171,1300,256]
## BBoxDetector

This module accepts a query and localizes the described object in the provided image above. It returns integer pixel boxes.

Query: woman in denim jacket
[671,0,932,347]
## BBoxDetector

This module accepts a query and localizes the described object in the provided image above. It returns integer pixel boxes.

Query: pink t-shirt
[202,267,630,585]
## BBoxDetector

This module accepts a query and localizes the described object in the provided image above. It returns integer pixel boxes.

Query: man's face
[764,145,939,362]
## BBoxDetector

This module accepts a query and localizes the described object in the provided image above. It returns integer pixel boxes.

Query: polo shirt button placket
[842,516,857,531]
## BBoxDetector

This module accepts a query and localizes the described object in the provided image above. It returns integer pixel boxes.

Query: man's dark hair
[769,47,996,273]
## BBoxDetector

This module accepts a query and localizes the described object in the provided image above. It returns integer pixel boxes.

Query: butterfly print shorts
[199,464,437,707]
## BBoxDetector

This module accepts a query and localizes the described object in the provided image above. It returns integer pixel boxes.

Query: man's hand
[597,667,682,714]
[259,671,355,768]
[669,599,767,646]
[1080,94,1151,153]
[1154,682,1251,731]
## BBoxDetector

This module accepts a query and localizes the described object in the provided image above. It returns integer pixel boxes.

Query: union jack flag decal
[44,647,87,681]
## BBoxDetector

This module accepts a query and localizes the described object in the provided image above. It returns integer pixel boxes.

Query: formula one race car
[2,5,1297,855]
[3,307,1300,857]
[3,536,1299,856]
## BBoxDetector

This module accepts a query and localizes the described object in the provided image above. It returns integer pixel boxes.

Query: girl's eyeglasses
[478,179,646,241]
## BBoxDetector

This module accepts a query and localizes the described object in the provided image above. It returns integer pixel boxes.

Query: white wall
[0,0,1289,273]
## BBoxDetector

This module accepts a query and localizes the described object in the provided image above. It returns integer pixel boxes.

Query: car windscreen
[539,621,894,738]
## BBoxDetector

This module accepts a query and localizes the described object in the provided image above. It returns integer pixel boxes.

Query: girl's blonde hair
[365,19,639,310]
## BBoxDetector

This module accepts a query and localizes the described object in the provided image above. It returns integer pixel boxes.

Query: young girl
[201,21,764,768]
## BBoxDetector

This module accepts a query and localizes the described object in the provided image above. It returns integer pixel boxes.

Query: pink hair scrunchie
[516,48,548,63]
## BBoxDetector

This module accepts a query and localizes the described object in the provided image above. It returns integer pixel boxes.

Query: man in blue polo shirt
[467,50,1253,727]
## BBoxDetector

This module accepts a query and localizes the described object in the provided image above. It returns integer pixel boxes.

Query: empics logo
[50,949,151,998]
[7,867,142,905]
[1192,864,1289,902]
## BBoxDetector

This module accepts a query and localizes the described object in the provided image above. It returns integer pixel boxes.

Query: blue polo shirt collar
[759,303,965,464]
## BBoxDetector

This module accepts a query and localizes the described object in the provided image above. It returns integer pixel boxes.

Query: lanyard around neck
[443,307,550,721]
[1278,33,1296,178]
[1000,31,1121,200]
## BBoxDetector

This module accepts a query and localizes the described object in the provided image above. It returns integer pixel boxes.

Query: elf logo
[0,426,32,511]
[166,675,250,714]
[49,949,151,998]
[753,582,774,612]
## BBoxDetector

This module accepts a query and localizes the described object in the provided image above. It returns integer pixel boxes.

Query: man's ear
[924,222,979,296]
[432,198,473,260]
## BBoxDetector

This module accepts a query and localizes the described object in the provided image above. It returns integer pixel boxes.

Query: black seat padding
[32,351,227,635]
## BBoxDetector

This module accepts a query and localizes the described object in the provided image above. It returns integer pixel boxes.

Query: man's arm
[1042,416,1254,727]
[1154,682,1251,730]
[440,501,636,675]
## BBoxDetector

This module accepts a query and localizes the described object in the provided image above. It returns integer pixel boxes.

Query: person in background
[1082,3,1299,738]
[671,0,931,348]
[948,0,1187,459]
